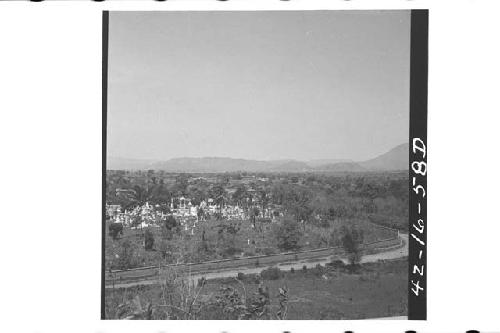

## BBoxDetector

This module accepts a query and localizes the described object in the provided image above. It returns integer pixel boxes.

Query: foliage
[144,229,155,251]
[207,281,287,320]
[275,217,302,251]
[340,226,364,266]
[260,267,283,280]
[108,223,123,240]
[116,239,135,270]
[106,170,407,269]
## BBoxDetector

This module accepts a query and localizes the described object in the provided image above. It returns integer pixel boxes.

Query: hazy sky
[108,10,410,162]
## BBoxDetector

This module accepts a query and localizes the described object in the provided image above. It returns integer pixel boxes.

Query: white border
[1,1,500,332]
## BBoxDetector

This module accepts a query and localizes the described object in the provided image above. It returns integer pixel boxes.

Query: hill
[107,143,409,172]
[359,143,409,171]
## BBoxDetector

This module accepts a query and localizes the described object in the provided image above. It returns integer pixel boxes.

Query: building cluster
[106,194,283,232]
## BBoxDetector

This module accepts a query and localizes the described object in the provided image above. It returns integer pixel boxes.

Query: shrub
[108,223,123,240]
[244,251,256,257]
[116,239,135,270]
[329,259,345,269]
[237,272,245,280]
[340,226,364,266]
[276,217,302,251]
[144,229,155,251]
[302,265,307,272]
[222,246,241,258]
[262,247,277,256]
[260,267,283,280]
[312,264,324,276]
[290,267,295,273]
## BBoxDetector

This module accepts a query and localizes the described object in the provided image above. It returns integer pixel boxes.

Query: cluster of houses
[106,195,283,233]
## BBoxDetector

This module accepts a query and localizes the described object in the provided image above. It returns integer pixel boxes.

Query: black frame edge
[408,9,428,321]
[101,10,109,321]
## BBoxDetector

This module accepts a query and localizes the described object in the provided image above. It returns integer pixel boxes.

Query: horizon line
[107,142,409,164]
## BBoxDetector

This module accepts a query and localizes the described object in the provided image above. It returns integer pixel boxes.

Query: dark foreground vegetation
[104,258,408,320]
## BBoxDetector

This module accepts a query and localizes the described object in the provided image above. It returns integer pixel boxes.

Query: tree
[144,229,155,251]
[232,185,247,206]
[217,221,241,257]
[116,239,135,270]
[212,185,226,215]
[276,217,302,251]
[340,226,364,266]
[283,187,313,227]
[249,207,260,228]
[197,206,205,221]
[161,215,178,241]
[108,222,123,240]
[260,190,269,218]
[164,215,178,231]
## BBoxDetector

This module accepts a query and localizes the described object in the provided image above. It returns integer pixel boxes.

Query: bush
[312,264,324,276]
[222,246,241,258]
[262,247,277,256]
[237,272,245,280]
[302,265,307,272]
[329,259,345,269]
[144,229,155,251]
[116,239,135,270]
[260,267,283,280]
[290,267,295,273]
[276,217,302,251]
[244,251,256,257]
[108,223,123,240]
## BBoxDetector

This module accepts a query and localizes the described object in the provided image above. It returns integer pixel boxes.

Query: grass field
[104,257,408,320]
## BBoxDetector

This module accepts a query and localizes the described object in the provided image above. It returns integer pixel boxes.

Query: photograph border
[101,10,109,321]
[100,9,428,320]
[408,9,428,321]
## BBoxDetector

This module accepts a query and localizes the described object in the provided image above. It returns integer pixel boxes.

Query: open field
[104,257,408,320]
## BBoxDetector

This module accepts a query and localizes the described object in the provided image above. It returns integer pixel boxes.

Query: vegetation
[340,226,365,266]
[108,223,123,240]
[105,258,408,320]
[105,170,408,319]
[144,229,155,251]
[275,217,302,251]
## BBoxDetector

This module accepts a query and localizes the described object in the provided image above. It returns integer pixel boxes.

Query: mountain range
[108,143,409,173]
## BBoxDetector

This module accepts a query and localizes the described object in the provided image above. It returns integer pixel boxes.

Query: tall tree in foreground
[340,226,364,266]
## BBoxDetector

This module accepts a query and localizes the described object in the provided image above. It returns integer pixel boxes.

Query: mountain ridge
[107,143,409,173]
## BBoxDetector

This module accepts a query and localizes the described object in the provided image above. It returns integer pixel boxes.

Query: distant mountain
[151,157,269,173]
[359,143,409,171]
[267,160,311,172]
[313,161,366,172]
[307,158,352,167]
[107,143,409,173]
[149,157,312,173]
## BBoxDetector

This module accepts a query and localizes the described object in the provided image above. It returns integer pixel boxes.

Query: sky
[108,10,410,162]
